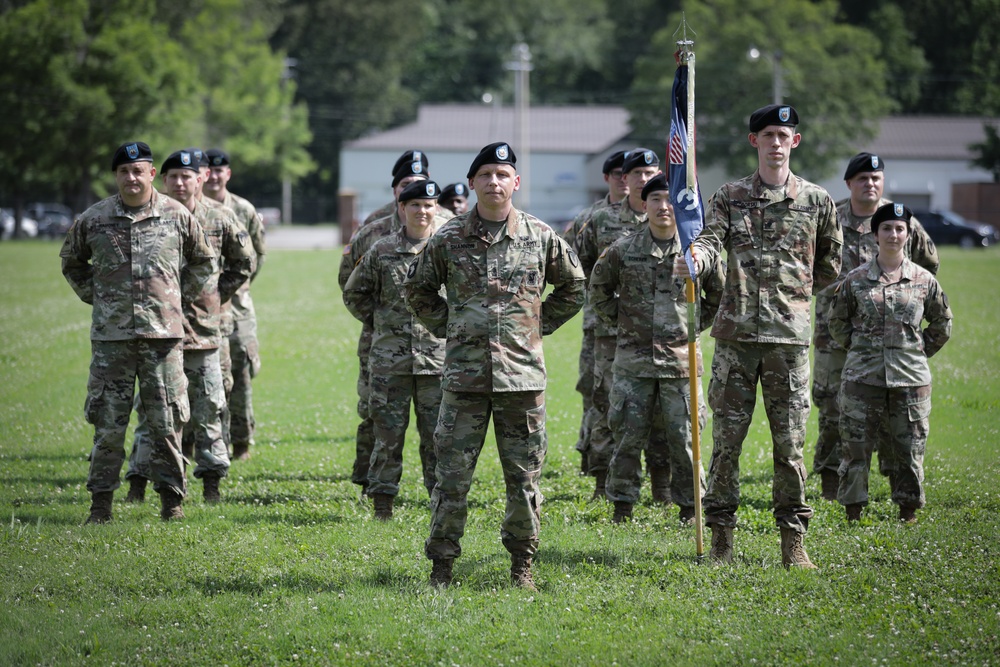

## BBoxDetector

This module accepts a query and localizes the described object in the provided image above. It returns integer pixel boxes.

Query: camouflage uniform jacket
[183,197,255,350]
[220,191,266,327]
[575,200,645,337]
[692,170,843,345]
[590,230,723,378]
[362,199,396,227]
[403,207,586,393]
[813,197,940,351]
[828,257,951,387]
[343,228,445,376]
[563,194,618,332]
[61,191,215,341]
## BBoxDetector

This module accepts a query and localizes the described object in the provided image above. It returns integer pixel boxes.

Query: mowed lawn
[1,239,998,666]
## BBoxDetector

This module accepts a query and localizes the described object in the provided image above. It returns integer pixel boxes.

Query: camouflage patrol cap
[467,142,517,178]
[440,183,468,202]
[602,150,627,174]
[870,202,913,233]
[622,148,659,174]
[160,150,200,174]
[640,173,669,201]
[398,179,441,203]
[844,152,884,180]
[392,160,429,187]
[206,149,230,167]
[749,104,798,132]
[111,141,153,171]
[392,150,430,177]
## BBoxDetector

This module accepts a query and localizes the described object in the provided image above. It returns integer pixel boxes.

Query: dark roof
[865,116,1000,160]
[345,104,630,154]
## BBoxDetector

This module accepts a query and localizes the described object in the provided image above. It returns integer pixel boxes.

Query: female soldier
[828,203,952,523]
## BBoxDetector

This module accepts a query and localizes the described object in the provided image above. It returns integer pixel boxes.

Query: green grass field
[1,240,998,666]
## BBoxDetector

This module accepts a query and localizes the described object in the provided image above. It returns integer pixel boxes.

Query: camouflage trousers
[606,376,706,507]
[351,352,375,489]
[425,390,546,561]
[228,317,260,450]
[587,336,672,473]
[367,373,440,497]
[813,347,895,478]
[85,339,187,496]
[574,326,595,457]
[128,348,231,481]
[838,381,929,509]
[218,332,233,447]
[704,340,813,532]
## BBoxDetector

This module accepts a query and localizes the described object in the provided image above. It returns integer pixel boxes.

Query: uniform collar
[750,170,799,201]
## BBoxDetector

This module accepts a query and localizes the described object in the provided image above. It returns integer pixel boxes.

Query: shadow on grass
[2,452,88,463]
[234,471,353,484]
[228,512,346,526]
[191,571,347,596]
[268,433,356,445]
[6,510,87,526]
[4,477,86,489]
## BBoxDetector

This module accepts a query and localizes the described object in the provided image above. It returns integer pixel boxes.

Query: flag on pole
[668,56,704,280]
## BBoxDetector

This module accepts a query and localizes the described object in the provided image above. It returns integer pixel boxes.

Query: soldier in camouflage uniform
[690,105,843,568]
[576,148,672,503]
[361,150,431,227]
[439,183,470,217]
[403,142,585,590]
[562,150,628,476]
[126,150,255,507]
[204,149,267,461]
[828,203,951,524]
[339,161,452,498]
[343,180,447,520]
[60,141,215,523]
[812,153,939,500]
[590,174,724,524]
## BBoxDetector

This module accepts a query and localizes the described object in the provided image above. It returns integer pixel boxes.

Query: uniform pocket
[907,396,931,422]
[708,355,731,414]
[166,375,190,425]
[607,385,627,433]
[525,403,546,434]
[84,378,104,424]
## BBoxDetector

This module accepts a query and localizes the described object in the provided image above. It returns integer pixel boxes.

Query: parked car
[26,202,74,237]
[1,208,39,239]
[258,207,281,227]
[911,209,1000,248]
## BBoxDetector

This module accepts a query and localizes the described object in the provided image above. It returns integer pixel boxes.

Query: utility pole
[505,43,532,211]
[281,57,298,225]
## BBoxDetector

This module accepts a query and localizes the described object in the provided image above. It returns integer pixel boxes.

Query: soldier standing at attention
[204,148,267,461]
[61,141,215,523]
[125,150,254,508]
[339,159,451,498]
[811,153,939,500]
[690,105,843,568]
[438,183,470,216]
[577,148,672,503]
[343,180,447,520]
[590,174,724,524]
[404,142,585,590]
[562,150,628,476]
[828,203,951,523]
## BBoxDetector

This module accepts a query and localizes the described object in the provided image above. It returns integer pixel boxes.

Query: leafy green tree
[629,0,896,180]
[970,125,1000,183]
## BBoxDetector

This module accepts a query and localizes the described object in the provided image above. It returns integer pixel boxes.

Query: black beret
[748,104,799,132]
[641,173,669,201]
[206,148,230,167]
[398,179,441,203]
[183,147,209,168]
[602,150,627,174]
[870,202,913,233]
[111,141,153,171]
[392,160,429,187]
[439,183,468,201]
[622,148,659,173]
[843,152,884,180]
[392,150,429,177]
[466,142,516,178]
[160,149,200,174]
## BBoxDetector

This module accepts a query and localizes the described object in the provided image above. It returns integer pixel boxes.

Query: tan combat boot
[820,470,839,502]
[429,559,454,588]
[612,501,632,524]
[510,555,537,591]
[159,489,185,521]
[203,474,221,504]
[709,524,733,564]
[231,442,251,461]
[372,493,393,521]
[780,527,817,569]
[591,469,607,501]
[125,478,147,503]
[678,505,696,526]
[85,491,114,524]
[899,505,917,524]
[649,464,672,504]
[845,504,863,522]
